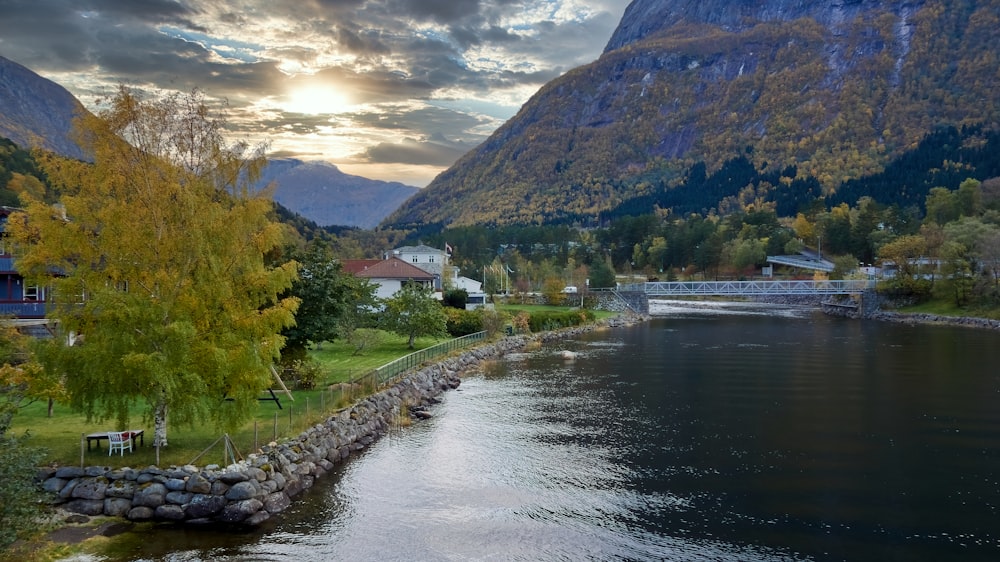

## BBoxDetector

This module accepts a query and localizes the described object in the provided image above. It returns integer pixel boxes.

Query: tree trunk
[48,397,54,417]
[154,395,168,448]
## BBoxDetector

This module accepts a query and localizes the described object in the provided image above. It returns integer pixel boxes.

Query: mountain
[0,56,90,161]
[384,0,1000,228]
[0,56,417,228]
[258,159,418,228]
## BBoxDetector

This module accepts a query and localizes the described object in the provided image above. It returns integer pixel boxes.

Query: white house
[392,244,482,294]
[348,257,436,299]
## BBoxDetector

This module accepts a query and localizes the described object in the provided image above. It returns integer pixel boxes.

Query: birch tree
[9,86,299,448]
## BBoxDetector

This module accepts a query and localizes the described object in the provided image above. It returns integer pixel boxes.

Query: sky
[0,0,629,186]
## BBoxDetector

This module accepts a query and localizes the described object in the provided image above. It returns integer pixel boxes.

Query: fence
[188,331,488,466]
[373,331,487,387]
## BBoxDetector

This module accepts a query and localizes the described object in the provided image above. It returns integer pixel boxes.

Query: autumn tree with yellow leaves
[8,86,299,448]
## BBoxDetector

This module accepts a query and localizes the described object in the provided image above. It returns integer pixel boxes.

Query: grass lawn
[10,332,449,469]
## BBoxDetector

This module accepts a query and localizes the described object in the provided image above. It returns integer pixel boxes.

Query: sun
[285,85,352,115]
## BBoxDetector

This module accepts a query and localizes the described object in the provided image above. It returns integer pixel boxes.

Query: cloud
[362,136,471,167]
[0,0,629,184]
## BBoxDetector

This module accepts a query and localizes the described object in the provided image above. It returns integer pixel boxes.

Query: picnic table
[85,430,145,451]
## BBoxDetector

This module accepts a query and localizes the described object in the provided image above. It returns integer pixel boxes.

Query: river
[91,302,1000,561]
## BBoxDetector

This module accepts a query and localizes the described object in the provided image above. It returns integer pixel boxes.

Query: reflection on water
[90,304,1000,561]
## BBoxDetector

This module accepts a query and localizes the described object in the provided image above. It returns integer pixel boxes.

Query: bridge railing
[619,279,875,296]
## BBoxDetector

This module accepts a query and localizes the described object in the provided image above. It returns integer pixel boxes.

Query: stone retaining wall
[37,336,539,526]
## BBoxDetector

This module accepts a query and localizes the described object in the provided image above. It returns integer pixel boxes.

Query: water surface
[97,303,1000,561]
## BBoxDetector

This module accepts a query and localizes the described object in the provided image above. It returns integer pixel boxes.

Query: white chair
[108,431,133,456]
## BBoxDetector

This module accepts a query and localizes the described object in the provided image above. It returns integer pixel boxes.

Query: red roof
[341,259,383,275]
[352,257,435,280]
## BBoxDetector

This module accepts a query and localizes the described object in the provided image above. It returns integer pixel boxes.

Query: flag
[445,242,453,255]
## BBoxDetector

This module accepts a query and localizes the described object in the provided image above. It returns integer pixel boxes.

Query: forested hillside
[0,138,48,207]
[384,0,1000,228]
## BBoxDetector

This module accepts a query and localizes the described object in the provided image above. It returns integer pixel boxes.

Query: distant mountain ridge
[257,159,418,228]
[384,0,1000,228]
[0,55,89,161]
[0,55,417,227]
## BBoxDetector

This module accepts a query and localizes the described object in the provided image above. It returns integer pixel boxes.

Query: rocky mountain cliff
[384,0,1000,228]
[0,56,90,161]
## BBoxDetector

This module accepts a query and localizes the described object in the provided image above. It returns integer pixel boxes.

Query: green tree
[588,257,617,289]
[0,321,64,430]
[9,86,299,448]
[724,237,767,274]
[381,284,448,349]
[937,240,974,306]
[956,178,982,218]
[925,186,960,225]
[281,241,372,360]
[979,229,1000,291]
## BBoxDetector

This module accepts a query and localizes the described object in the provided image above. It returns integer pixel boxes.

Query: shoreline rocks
[865,310,1000,331]
[37,316,644,528]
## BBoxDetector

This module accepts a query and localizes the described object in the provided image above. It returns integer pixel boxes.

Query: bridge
[620,279,874,297]
[607,280,877,315]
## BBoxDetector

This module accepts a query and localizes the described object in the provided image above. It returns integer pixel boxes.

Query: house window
[428,256,435,263]
[412,256,419,263]
[24,285,45,301]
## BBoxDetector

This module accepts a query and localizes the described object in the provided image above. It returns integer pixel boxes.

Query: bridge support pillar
[860,288,880,318]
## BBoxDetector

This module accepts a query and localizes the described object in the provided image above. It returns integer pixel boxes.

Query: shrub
[285,359,325,390]
[877,277,933,303]
[348,328,384,356]
[526,310,595,332]
[479,308,507,338]
[0,434,46,548]
[445,307,483,337]
[442,289,469,310]
[511,311,531,335]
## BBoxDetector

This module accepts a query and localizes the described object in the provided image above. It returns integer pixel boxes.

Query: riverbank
[866,310,1000,330]
[10,313,648,559]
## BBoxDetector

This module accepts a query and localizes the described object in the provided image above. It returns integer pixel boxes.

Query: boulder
[132,482,167,508]
[64,498,104,516]
[184,494,227,519]
[218,499,264,523]
[104,497,132,518]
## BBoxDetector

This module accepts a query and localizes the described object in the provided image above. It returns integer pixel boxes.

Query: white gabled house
[346,244,485,305]
[392,244,483,296]
[347,257,436,300]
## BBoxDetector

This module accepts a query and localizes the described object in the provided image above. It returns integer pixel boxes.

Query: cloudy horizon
[0,0,628,186]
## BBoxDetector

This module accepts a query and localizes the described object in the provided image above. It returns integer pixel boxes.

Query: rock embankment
[867,311,1000,331]
[38,340,510,526]
[36,318,645,527]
